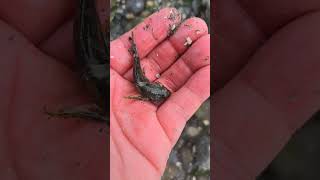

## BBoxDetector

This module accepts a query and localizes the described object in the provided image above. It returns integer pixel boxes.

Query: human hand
[110,8,210,179]
[0,1,107,179]
[214,0,320,179]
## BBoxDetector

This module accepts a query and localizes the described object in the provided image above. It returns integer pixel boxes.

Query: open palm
[0,0,107,179]
[110,8,210,179]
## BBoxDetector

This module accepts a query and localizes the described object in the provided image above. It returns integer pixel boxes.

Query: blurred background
[110,0,210,179]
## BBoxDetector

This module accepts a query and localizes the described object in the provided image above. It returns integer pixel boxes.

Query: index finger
[110,8,181,75]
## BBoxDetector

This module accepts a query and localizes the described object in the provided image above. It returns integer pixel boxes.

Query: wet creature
[126,32,171,104]
[45,0,109,125]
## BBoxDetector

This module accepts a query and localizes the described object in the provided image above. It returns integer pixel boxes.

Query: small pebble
[126,0,145,15]
[155,73,161,78]
[203,119,210,126]
[126,13,135,20]
[146,0,154,7]
[186,126,201,137]
[116,9,124,14]
[141,11,150,17]
[192,145,197,153]
[175,161,182,168]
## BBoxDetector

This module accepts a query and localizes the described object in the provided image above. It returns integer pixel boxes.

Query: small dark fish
[127,32,171,104]
[74,0,108,110]
[45,0,109,125]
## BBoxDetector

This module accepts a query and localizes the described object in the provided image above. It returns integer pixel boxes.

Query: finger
[0,0,74,44]
[214,0,265,90]
[157,34,210,93]
[123,17,208,82]
[110,8,181,75]
[39,20,75,66]
[157,66,210,143]
[213,11,320,179]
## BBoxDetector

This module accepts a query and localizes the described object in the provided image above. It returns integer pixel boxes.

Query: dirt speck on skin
[170,24,176,31]
[184,24,192,29]
[168,9,180,21]
[167,23,178,37]
[195,29,201,34]
[143,24,151,31]
[184,37,192,46]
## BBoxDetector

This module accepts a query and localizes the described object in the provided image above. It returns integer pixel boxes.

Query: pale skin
[0,1,210,180]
